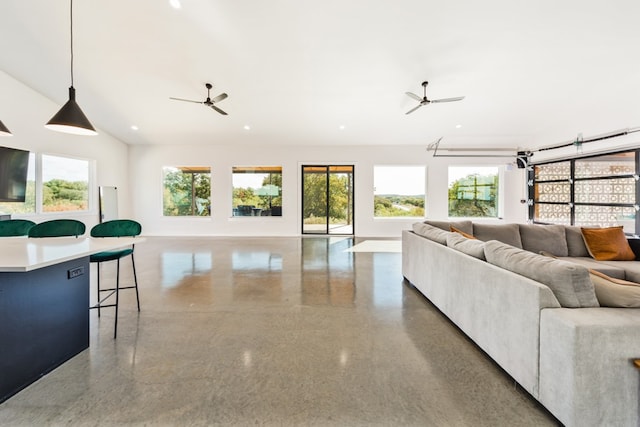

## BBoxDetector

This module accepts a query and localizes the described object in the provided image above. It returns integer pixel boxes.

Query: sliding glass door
[302,165,354,235]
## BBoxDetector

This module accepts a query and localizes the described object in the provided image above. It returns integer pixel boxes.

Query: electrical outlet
[67,266,84,279]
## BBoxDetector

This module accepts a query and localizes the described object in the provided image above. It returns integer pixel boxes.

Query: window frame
[373,165,426,219]
[41,153,93,214]
[231,166,283,218]
[0,152,95,216]
[447,165,502,219]
[529,149,640,235]
[161,166,212,217]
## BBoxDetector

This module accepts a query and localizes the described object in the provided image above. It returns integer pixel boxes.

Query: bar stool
[0,219,36,236]
[28,219,85,238]
[89,219,141,338]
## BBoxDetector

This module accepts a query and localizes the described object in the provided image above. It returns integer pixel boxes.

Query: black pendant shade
[46,0,97,136]
[0,119,12,136]
[45,86,97,135]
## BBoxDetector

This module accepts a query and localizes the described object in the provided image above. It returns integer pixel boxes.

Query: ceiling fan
[170,83,228,115]
[405,81,464,115]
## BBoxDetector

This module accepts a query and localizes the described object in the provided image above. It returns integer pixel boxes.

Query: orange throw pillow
[450,225,475,239]
[581,226,636,261]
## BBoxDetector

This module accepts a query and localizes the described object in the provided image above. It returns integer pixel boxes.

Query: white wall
[1,69,529,237]
[0,71,131,230]
[129,144,528,237]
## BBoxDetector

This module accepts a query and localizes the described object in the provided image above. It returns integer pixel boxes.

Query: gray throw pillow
[412,222,451,245]
[518,224,568,257]
[446,233,486,260]
[484,240,599,308]
[424,219,473,235]
[473,223,523,248]
[565,225,590,257]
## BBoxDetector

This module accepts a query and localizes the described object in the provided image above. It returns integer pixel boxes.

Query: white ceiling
[1,0,639,150]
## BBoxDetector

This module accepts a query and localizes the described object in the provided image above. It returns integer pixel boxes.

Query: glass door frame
[301,164,354,235]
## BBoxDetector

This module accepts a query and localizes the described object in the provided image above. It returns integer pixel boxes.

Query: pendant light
[0,120,12,136]
[45,0,97,136]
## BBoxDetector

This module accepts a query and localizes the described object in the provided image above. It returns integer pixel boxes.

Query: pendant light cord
[70,0,74,87]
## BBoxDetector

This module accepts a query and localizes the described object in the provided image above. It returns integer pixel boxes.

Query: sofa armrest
[539,307,640,427]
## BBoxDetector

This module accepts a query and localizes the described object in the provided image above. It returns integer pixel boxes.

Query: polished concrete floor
[0,237,558,426]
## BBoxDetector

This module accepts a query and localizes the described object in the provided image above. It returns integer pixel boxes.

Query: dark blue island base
[0,256,90,403]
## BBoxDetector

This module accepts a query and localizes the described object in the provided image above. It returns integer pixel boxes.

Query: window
[448,166,499,217]
[0,153,92,215]
[531,151,638,233]
[0,152,35,214]
[163,167,211,216]
[373,166,425,217]
[42,154,90,212]
[232,166,282,216]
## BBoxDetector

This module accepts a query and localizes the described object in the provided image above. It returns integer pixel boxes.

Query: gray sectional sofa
[402,220,640,427]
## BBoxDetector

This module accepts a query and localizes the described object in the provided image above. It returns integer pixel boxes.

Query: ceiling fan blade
[169,97,203,104]
[405,92,423,102]
[211,93,228,103]
[405,104,424,115]
[211,105,228,115]
[430,96,465,103]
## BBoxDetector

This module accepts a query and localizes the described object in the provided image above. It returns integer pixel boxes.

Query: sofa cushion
[446,232,486,260]
[589,270,640,307]
[565,226,590,257]
[557,257,627,280]
[473,223,523,248]
[598,261,640,283]
[581,226,636,261]
[519,224,568,257]
[484,240,599,308]
[424,220,473,235]
[412,222,451,245]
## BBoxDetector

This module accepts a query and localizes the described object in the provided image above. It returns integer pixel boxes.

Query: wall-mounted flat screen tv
[0,146,30,202]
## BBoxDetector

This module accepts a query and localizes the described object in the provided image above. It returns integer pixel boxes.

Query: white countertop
[0,237,144,272]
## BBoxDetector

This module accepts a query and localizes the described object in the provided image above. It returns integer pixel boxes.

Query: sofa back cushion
[424,220,473,235]
[564,226,590,257]
[473,223,523,248]
[484,240,599,308]
[518,224,568,257]
[446,232,486,260]
[412,222,451,245]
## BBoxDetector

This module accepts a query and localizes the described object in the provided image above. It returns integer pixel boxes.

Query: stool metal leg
[96,263,101,317]
[114,258,120,339]
[131,254,140,312]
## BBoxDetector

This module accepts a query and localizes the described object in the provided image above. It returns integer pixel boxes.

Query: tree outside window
[163,167,211,216]
[448,166,498,217]
[42,154,89,212]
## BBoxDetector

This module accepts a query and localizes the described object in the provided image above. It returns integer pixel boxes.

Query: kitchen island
[0,236,140,403]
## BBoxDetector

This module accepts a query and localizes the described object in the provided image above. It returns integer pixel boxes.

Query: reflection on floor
[0,237,557,426]
[344,239,402,253]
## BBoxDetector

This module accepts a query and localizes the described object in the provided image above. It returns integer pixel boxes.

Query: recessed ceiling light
[169,0,181,9]
[243,125,251,131]
[131,125,139,131]
[339,125,346,130]
[455,124,462,129]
